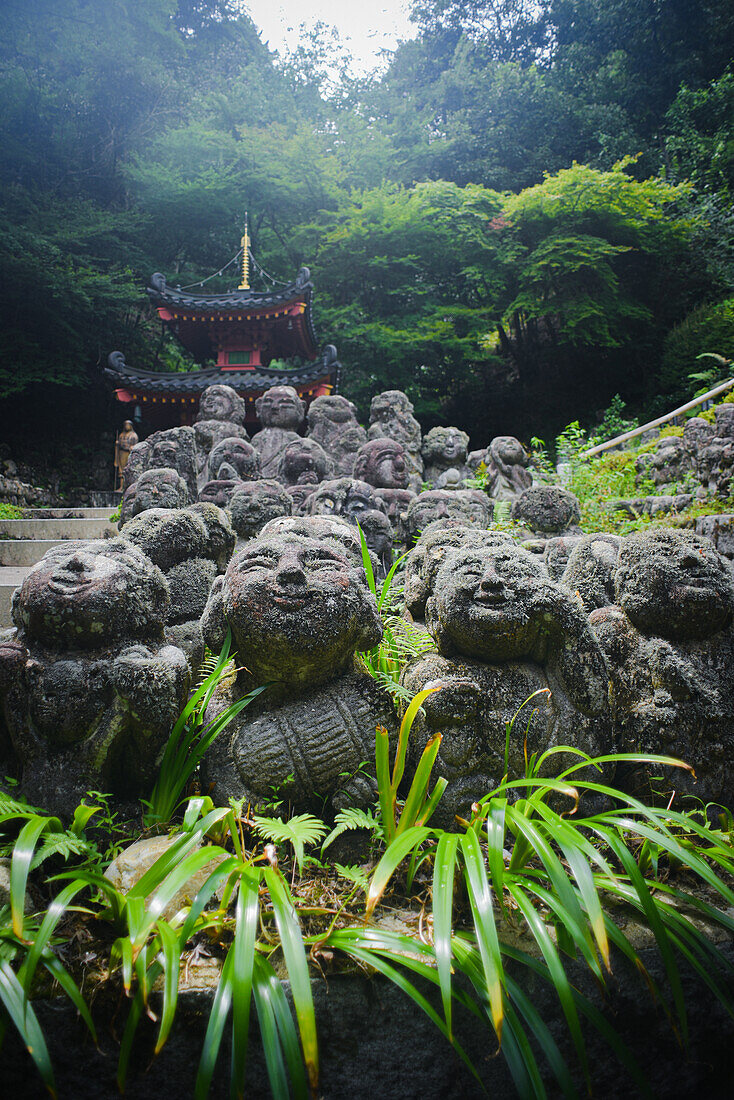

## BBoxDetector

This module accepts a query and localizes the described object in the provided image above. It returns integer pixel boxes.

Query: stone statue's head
[122,420,134,432]
[130,468,188,517]
[426,544,552,661]
[228,479,292,540]
[255,385,305,430]
[422,427,470,469]
[186,502,236,572]
[120,507,211,571]
[613,528,734,641]
[305,478,386,525]
[278,438,331,486]
[198,480,246,508]
[353,439,410,489]
[307,395,358,429]
[404,523,513,619]
[560,534,621,611]
[370,390,414,423]
[208,438,260,482]
[202,526,382,687]
[512,486,581,535]
[197,384,246,425]
[13,539,168,648]
[403,490,490,545]
[489,436,529,469]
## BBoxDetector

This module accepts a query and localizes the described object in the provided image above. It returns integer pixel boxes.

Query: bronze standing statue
[114,419,138,491]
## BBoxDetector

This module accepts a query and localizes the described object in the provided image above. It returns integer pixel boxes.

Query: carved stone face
[150,438,181,470]
[228,480,292,540]
[306,478,385,524]
[353,440,410,489]
[198,479,246,508]
[490,436,528,468]
[428,545,549,661]
[614,529,734,640]
[307,395,357,428]
[13,539,168,647]
[404,490,489,545]
[422,427,470,468]
[370,390,414,423]
[512,486,581,535]
[208,438,260,482]
[131,468,188,516]
[220,532,382,685]
[197,385,245,425]
[255,386,305,430]
[404,523,514,618]
[279,438,331,486]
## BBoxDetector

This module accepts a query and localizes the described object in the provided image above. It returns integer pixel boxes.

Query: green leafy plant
[251,813,328,877]
[143,631,268,827]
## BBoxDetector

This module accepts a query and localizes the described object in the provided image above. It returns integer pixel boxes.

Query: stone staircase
[0,507,118,629]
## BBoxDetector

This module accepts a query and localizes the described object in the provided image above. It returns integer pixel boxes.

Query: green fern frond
[333,863,370,891]
[252,813,328,874]
[322,807,383,852]
[30,832,92,870]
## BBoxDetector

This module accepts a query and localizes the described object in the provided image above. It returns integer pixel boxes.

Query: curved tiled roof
[104,351,339,395]
[146,268,313,311]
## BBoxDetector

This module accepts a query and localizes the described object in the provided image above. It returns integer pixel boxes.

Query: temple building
[104,229,340,431]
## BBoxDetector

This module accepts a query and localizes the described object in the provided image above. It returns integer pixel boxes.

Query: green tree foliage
[658,298,734,404]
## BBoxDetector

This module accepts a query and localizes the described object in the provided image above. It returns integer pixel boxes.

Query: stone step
[0,517,117,540]
[21,507,117,520]
[0,540,75,567]
[0,566,30,629]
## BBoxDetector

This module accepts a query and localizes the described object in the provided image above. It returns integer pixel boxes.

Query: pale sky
[245,0,416,72]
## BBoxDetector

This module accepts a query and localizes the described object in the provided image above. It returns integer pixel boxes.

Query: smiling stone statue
[200,519,393,812]
[0,539,189,816]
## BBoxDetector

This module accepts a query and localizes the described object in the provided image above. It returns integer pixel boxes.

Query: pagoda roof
[104,349,339,396]
[147,267,319,364]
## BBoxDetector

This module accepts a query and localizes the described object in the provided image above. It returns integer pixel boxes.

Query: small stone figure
[124,426,198,502]
[422,427,472,489]
[114,420,139,491]
[368,390,424,491]
[198,479,247,508]
[278,438,332,486]
[307,396,367,476]
[194,385,249,487]
[200,522,393,812]
[251,386,305,479]
[403,490,491,547]
[227,480,292,543]
[207,438,261,483]
[590,528,734,808]
[404,522,514,620]
[121,505,235,670]
[286,484,319,515]
[305,478,387,526]
[542,535,585,582]
[0,540,189,816]
[374,488,416,546]
[359,509,394,578]
[636,435,688,491]
[560,534,622,611]
[512,486,582,538]
[403,542,611,824]
[353,439,411,490]
[485,436,533,502]
[118,467,189,528]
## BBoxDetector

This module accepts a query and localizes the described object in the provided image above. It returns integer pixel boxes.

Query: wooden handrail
[577,378,734,460]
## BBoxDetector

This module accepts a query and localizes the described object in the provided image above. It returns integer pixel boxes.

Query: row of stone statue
[1,501,732,825]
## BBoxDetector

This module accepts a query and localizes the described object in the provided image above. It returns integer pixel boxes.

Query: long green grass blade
[366,826,431,918]
[195,948,234,1100]
[433,832,459,1037]
[396,732,442,836]
[11,816,60,938]
[154,920,181,1054]
[506,975,578,1098]
[375,725,395,842]
[40,952,97,1043]
[0,959,55,1096]
[20,879,90,1002]
[264,867,318,1096]
[250,957,292,1100]
[254,955,309,1100]
[392,686,440,791]
[230,869,259,1100]
[138,846,229,946]
[459,830,504,1041]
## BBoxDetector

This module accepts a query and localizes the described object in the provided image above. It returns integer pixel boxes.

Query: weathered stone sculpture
[278,437,332,486]
[286,484,318,515]
[636,435,688,491]
[403,543,611,824]
[359,509,394,578]
[251,386,305,479]
[560,534,622,611]
[590,528,734,808]
[422,427,472,489]
[118,467,189,528]
[124,426,198,501]
[198,478,247,508]
[307,395,367,476]
[485,436,533,502]
[207,438,261,483]
[200,522,393,812]
[512,486,581,537]
[368,390,423,491]
[0,540,189,815]
[542,535,585,582]
[227,480,292,542]
[353,439,411,490]
[121,505,235,669]
[305,478,387,526]
[194,385,248,487]
[374,488,416,546]
[403,489,491,546]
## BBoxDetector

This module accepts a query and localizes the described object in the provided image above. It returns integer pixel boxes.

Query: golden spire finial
[239,214,250,290]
